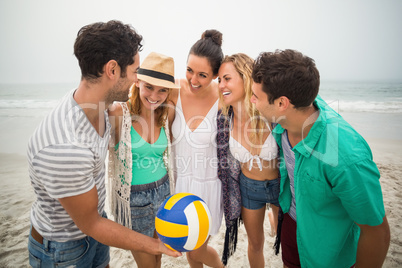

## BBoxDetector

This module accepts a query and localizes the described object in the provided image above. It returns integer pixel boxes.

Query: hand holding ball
[155,193,212,252]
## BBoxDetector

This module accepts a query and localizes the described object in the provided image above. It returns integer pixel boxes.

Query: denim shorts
[130,173,170,237]
[240,172,280,210]
[28,212,109,268]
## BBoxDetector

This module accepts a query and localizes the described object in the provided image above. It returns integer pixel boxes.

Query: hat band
[137,68,175,83]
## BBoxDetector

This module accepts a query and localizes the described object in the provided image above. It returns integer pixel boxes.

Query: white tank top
[171,90,223,235]
[171,91,219,179]
[229,132,278,171]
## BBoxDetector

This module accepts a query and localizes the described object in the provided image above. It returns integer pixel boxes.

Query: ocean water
[319,80,402,142]
[319,80,402,114]
[0,81,401,155]
[0,83,75,155]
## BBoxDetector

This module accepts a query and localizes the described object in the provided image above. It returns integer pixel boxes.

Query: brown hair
[189,29,224,75]
[74,20,143,81]
[252,49,320,108]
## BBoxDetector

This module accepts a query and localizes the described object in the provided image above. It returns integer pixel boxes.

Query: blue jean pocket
[28,251,41,268]
[54,238,90,266]
[28,235,90,267]
[28,233,44,267]
[129,177,170,237]
[131,204,154,235]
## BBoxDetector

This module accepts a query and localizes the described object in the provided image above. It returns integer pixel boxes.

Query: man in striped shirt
[27,20,181,267]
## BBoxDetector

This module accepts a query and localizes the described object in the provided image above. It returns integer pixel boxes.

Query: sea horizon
[0,80,401,156]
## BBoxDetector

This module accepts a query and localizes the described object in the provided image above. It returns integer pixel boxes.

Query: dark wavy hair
[189,29,224,75]
[252,49,320,108]
[74,20,143,81]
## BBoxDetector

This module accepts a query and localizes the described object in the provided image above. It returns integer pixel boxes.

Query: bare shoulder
[170,88,179,106]
[108,102,125,134]
[170,78,187,105]
[108,102,124,117]
[167,99,176,109]
[167,100,176,124]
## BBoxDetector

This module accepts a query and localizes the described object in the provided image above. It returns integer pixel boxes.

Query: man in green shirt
[250,49,390,267]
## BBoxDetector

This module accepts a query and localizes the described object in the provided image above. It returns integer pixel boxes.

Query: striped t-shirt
[282,130,297,221]
[27,89,110,242]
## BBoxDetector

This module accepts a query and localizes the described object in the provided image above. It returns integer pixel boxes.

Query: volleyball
[155,193,212,252]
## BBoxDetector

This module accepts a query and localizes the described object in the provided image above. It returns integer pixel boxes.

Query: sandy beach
[0,137,401,267]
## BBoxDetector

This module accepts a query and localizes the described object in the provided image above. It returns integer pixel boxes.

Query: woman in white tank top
[218,53,280,268]
[170,30,225,268]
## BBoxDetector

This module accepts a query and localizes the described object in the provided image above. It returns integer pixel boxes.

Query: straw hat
[137,52,180,89]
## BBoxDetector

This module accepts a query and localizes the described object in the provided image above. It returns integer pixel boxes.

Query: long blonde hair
[127,83,171,128]
[219,53,268,145]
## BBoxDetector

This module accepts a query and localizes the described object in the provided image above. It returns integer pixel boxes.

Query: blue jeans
[28,213,109,268]
[130,173,170,237]
[240,172,280,209]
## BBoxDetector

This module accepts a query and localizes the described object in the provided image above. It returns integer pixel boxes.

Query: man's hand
[59,186,182,257]
[157,239,182,257]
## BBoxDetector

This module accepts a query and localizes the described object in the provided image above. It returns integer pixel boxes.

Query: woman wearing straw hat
[108,52,179,268]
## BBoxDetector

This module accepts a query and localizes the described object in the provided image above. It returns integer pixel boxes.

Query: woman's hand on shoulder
[108,102,123,126]
[108,102,123,116]
[108,102,124,145]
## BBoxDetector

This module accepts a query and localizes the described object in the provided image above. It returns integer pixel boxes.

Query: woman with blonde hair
[108,52,179,268]
[217,53,280,268]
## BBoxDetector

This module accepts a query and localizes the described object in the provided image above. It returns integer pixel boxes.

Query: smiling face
[137,80,169,111]
[218,62,246,106]
[186,54,216,92]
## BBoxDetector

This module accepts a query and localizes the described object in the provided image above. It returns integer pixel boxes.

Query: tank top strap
[212,98,219,111]
[206,98,219,119]
[176,80,182,109]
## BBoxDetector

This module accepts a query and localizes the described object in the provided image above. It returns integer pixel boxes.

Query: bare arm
[59,187,181,257]
[355,216,390,268]
[108,102,123,145]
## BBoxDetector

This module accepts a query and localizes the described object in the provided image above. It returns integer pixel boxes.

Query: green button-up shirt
[272,95,385,267]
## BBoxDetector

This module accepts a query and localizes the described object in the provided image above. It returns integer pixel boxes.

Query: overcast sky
[1,0,401,84]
